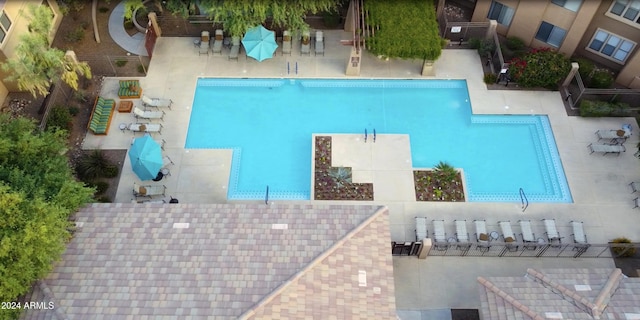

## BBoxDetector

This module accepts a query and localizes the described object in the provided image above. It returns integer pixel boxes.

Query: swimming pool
[186,78,572,203]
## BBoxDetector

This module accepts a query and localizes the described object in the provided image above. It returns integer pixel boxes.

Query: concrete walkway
[108,0,147,56]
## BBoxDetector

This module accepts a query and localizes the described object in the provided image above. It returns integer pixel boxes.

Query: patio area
[81,31,639,312]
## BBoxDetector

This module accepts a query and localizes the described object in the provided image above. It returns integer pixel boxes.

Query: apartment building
[470,0,640,88]
[0,0,62,106]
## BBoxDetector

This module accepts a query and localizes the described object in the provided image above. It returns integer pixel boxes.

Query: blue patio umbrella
[242,25,278,62]
[128,135,163,181]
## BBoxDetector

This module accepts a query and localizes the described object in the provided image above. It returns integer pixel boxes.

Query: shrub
[64,26,84,42]
[124,19,134,30]
[96,196,112,203]
[484,73,497,84]
[505,36,525,51]
[103,165,119,178]
[68,105,80,116]
[590,69,614,88]
[46,105,73,132]
[508,48,570,88]
[98,7,109,13]
[328,167,352,188]
[76,150,113,180]
[434,161,457,181]
[469,37,495,56]
[94,181,109,195]
[580,99,631,117]
[572,57,595,79]
[115,60,128,67]
[137,64,146,74]
[611,237,637,257]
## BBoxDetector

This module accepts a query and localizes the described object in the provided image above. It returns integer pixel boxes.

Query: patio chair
[229,36,240,60]
[199,31,210,55]
[542,218,562,247]
[133,183,166,197]
[300,31,310,56]
[141,94,173,110]
[133,107,165,121]
[587,143,625,156]
[415,217,428,241]
[595,129,630,143]
[128,123,162,134]
[630,181,640,193]
[282,30,292,55]
[454,220,469,242]
[314,30,324,56]
[634,197,640,209]
[570,221,590,252]
[474,219,490,250]
[518,220,537,249]
[432,219,447,250]
[162,155,174,167]
[212,29,224,55]
[499,220,519,251]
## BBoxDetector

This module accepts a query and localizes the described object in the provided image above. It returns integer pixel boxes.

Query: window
[487,1,515,26]
[0,11,11,43]
[609,0,640,26]
[535,22,567,47]
[551,0,583,12]
[587,29,636,63]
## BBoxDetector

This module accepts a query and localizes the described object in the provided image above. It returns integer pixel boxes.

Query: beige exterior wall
[557,0,600,56]
[616,53,640,88]
[0,0,62,98]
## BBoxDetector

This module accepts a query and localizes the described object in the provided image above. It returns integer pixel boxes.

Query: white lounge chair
[300,31,310,56]
[634,197,640,209]
[454,220,469,242]
[630,181,640,193]
[314,30,324,56]
[595,129,630,143]
[133,183,166,197]
[229,36,240,60]
[128,123,162,134]
[282,30,292,55]
[432,219,447,250]
[474,219,490,251]
[212,29,223,55]
[543,218,562,246]
[570,221,587,244]
[199,31,210,55]
[133,107,165,121]
[415,217,428,241]
[141,94,172,109]
[518,220,536,243]
[588,143,625,155]
[499,220,519,251]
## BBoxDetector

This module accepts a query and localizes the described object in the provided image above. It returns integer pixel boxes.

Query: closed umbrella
[129,135,163,181]
[242,25,278,62]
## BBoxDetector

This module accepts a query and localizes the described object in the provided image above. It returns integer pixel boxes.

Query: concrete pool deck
[82,31,637,312]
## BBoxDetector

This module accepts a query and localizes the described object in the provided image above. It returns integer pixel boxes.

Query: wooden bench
[88,96,116,135]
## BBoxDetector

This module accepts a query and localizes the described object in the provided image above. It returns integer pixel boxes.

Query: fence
[392,240,638,259]
[562,70,640,110]
[76,54,150,77]
[38,80,74,131]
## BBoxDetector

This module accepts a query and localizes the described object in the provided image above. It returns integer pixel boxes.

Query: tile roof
[20,203,396,319]
[478,268,640,320]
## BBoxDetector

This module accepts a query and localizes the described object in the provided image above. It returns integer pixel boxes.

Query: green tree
[160,0,339,36]
[0,114,93,318]
[365,0,443,60]
[1,5,91,97]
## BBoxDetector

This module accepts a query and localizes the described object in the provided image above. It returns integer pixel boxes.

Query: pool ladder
[364,128,377,143]
[519,188,529,212]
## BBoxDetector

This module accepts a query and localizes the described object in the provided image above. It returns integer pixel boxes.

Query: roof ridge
[526,268,597,317]
[36,279,69,320]
[238,205,388,320]
[477,276,545,320]
[592,268,623,318]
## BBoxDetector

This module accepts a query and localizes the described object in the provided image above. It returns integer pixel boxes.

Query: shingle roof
[20,203,396,319]
[478,268,640,320]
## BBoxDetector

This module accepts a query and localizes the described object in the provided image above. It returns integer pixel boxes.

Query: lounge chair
[499,220,519,251]
[300,31,310,56]
[282,30,292,55]
[128,123,163,134]
[229,36,240,60]
[314,30,324,56]
[587,143,625,156]
[542,218,562,246]
[570,221,590,252]
[415,217,428,241]
[141,94,173,110]
[432,219,447,250]
[199,31,210,55]
[630,181,640,193]
[474,219,490,250]
[518,220,536,249]
[595,129,630,143]
[133,107,165,121]
[162,155,174,167]
[212,29,223,55]
[133,183,166,197]
[634,197,640,209]
[454,220,469,242]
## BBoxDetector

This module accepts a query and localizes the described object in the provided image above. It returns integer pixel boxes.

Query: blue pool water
[186,78,572,203]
